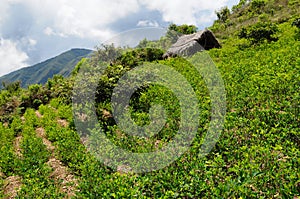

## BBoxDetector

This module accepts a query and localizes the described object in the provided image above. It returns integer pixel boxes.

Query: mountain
[0,48,93,89]
[0,0,299,198]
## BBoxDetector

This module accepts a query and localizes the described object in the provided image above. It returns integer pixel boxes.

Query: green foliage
[20,84,50,110]
[116,48,164,67]
[0,123,19,176]
[292,17,300,40]
[168,23,198,35]
[292,17,300,28]
[165,24,198,44]
[238,22,279,44]
[92,48,164,102]
[46,75,73,104]
[136,36,173,51]
[72,58,87,76]
[231,0,248,12]
[1,81,21,94]
[91,43,124,65]
[216,7,231,23]
[0,84,21,123]
[250,0,266,13]
[0,8,299,198]
[212,0,298,40]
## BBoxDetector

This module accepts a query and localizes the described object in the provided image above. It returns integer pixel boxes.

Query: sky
[0,0,239,77]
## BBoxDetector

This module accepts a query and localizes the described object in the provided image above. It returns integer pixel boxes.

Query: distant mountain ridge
[0,48,93,89]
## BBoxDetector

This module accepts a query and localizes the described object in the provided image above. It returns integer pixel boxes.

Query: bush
[90,44,124,66]
[292,18,300,28]
[250,0,266,13]
[116,48,164,68]
[1,81,21,94]
[166,24,198,44]
[94,48,163,102]
[232,0,248,12]
[167,24,198,35]
[238,22,279,44]
[20,84,50,110]
[46,75,73,104]
[216,7,230,23]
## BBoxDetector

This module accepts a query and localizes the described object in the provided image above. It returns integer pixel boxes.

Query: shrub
[250,0,266,13]
[96,48,162,101]
[167,24,198,35]
[232,0,248,12]
[90,44,124,66]
[166,24,198,44]
[238,22,279,44]
[1,81,21,94]
[292,18,300,28]
[116,48,164,68]
[46,75,73,104]
[20,84,50,110]
[216,7,230,23]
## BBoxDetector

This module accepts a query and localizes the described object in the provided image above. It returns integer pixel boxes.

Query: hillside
[0,0,299,198]
[211,0,300,39]
[0,48,92,89]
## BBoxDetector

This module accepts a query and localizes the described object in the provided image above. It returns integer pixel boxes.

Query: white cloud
[0,38,29,76]
[137,20,159,27]
[0,0,239,41]
[43,27,54,36]
[0,0,240,75]
[23,0,140,40]
[140,0,231,25]
[43,27,67,37]
[2,0,237,40]
[28,39,37,46]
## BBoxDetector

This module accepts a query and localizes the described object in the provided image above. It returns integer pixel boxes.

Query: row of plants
[0,8,299,197]
[0,108,66,198]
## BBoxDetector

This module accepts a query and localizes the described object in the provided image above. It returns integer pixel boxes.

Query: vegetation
[238,22,279,44]
[0,0,299,198]
[137,23,198,49]
[292,17,300,28]
[216,7,231,23]
[211,0,300,39]
[167,23,198,35]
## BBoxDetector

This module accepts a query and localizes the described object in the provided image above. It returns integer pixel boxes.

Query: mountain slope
[0,48,93,89]
[0,0,299,198]
[211,0,300,39]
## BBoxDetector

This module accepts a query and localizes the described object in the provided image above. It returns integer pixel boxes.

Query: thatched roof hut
[163,29,221,58]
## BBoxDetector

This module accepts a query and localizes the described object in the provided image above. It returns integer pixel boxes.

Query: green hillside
[0,0,299,198]
[0,48,93,89]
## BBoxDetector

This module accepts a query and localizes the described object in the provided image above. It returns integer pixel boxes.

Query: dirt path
[13,136,23,158]
[3,176,22,199]
[36,127,55,152]
[57,119,69,128]
[47,158,78,198]
[35,111,78,198]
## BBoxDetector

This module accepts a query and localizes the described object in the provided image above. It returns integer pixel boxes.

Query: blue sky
[0,0,239,76]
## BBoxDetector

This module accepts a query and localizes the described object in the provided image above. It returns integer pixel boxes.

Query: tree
[166,24,198,44]
[91,44,124,66]
[2,81,21,94]
[250,0,266,12]
[136,38,149,49]
[216,7,230,23]
[168,23,198,35]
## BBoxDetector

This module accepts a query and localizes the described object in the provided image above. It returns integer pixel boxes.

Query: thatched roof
[163,29,221,58]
